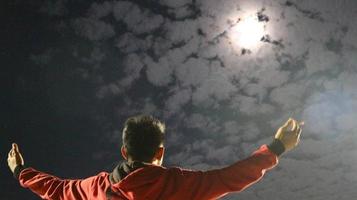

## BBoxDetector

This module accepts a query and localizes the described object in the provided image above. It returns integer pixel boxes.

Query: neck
[126,158,161,166]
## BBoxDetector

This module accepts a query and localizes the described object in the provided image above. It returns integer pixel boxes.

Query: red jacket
[18,145,278,200]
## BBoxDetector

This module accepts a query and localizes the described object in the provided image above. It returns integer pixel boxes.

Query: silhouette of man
[8,115,302,200]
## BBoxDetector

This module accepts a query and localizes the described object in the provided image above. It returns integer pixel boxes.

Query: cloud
[159,0,192,8]
[32,0,357,199]
[96,53,145,98]
[80,47,106,64]
[302,72,357,136]
[184,113,220,132]
[174,58,210,87]
[165,19,197,43]
[113,1,164,34]
[189,65,238,107]
[145,56,174,87]
[115,33,153,54]
[270,82,307,110]
[305,42,340,75]
[88,1,113,19]
[72,17,115,41]
[112,1,135,21]
[164,88,191,117]
[96,82,123,99]
[119,53,146,88]
[230,94,276,116]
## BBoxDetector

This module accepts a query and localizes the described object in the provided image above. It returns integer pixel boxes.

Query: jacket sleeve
[18,168,109,200]
[176,145,278,200]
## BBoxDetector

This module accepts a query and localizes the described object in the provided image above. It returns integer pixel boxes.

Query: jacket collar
[110,161,148,184]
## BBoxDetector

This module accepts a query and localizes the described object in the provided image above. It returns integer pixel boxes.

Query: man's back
[18,145,277,200]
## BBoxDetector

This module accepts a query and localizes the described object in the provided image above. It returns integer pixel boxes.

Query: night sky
[1,0,357,199]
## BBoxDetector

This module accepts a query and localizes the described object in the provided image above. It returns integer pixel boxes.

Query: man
[8,115,303,200]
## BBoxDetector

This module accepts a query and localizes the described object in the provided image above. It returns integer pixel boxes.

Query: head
[121,115,165,166]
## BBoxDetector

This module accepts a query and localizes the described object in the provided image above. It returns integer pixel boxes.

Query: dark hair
[122,115,165,162]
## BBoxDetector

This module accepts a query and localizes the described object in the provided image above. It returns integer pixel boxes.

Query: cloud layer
[32,0,357,199]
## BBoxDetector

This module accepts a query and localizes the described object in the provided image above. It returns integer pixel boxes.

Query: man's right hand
[7,143,25,174]
[274,118,303,151]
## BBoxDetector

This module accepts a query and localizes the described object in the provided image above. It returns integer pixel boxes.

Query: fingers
[8,143,20,158]
[285,118,304,132]
[282,118,298,131]
[296,127,302,144]
[282,118,293,130]
[295,121,304,135]
[297,124,303,136]
[8,149,14,165]
[13,143,20,153]
[296,127,301,136]
[8,149,12,158]
[292,120,297,132]
[294,122,303,146]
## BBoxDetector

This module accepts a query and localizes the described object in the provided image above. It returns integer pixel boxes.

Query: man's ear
[154,147,165,161]
[121,146,128,160]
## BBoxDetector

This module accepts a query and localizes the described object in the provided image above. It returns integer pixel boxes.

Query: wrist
[268,139,285,156]
[13,165,26,180]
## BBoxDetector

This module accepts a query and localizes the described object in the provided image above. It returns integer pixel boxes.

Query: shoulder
[80,171,111,193]
[93,171,110,181]
[165,166,203,176]
[82,171,110,185]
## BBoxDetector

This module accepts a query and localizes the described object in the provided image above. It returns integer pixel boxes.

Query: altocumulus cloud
[32,0,357,199]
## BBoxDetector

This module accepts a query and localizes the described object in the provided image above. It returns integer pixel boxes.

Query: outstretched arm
[7,143,109,200]
[176,118,303,200]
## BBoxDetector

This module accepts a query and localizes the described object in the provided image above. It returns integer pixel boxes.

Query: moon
[230,14,266,50]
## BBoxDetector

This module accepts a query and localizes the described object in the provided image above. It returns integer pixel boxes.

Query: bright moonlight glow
[230,16,265,49]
